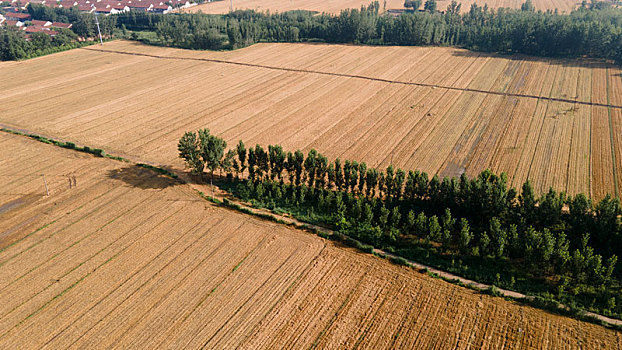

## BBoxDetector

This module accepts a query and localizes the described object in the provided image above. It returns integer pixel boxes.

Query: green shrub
[331,232,346,242]
[317,231,330,239]
[93,148,105,157]
[391,256,409,266]
[487,285,501,297]
[359,244,374,254]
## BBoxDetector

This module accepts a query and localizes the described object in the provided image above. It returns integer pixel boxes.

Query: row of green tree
[10,1,622,62]
[117,2,622,61]
[178,129,622,317]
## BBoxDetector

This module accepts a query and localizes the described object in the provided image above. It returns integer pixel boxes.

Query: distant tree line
[179,129,622,318]
[0,4,116,60]
[118,2,622,62]
[6,2,622,62]
[0,26,82,60]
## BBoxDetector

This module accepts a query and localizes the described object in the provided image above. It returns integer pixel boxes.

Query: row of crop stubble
[0,40,620,199]
[0,131,620,348]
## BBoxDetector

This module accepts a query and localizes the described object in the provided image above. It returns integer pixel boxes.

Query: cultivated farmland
[185,0,406,14]
[184,0,579,15]
[0,40,620,199]
[0,131,620,348]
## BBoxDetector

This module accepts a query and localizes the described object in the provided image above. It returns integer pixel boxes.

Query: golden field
[1,40,620,198]
[0,131,619,348]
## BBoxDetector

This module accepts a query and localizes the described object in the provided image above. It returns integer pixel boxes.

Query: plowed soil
[0,131,620,348]
[1,40,620,198]
[184,0,579,15]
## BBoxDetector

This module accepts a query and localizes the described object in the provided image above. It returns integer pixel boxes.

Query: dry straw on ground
[183,0,579,15]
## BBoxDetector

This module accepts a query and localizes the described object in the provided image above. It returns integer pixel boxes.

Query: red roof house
[51,21,73,29]
[30,19,52,27]
[5,13,31,21]
[24,26,58,35]
[2,20,24,27]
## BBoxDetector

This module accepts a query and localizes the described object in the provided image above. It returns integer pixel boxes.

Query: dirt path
[82,47,622,110]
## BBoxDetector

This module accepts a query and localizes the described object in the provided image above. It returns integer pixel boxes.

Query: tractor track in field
[83,47,622,110]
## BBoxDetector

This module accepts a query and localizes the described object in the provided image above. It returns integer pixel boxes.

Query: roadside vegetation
[179,129,622,320]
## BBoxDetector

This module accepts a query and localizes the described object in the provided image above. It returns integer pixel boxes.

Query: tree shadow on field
[106,165,179,190]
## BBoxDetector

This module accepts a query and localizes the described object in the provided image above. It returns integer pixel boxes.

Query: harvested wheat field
[185,0,406,14]
[433,0,579,12]
[184,0,579,15]
[1,131,620,348]
[1,40,621,198]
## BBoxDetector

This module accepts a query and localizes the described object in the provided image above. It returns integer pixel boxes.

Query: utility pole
[94,10,104,46]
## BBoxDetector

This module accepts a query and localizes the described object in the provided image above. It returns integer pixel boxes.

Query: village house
[1,0,196,17]
[19,0,194,15]
[2,19,25,27]
[151,3,172,13]
[51,21,73,29]
[76,4,95,12]
[4,12,31,21]
[24,25,58,36]
[30,19,52,27]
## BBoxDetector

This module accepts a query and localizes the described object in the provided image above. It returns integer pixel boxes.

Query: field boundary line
[81,47,622,110]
